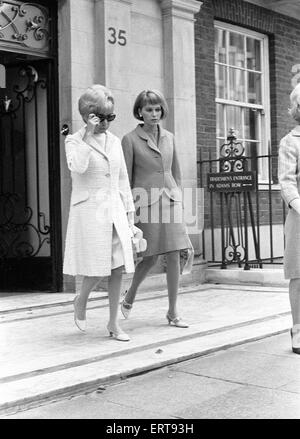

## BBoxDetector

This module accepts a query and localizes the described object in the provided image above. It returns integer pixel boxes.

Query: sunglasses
[94,113,116,122]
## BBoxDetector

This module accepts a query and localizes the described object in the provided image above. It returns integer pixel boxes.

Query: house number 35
[108,27,127,46]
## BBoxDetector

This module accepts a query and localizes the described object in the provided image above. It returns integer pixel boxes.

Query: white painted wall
[105,0,164,139]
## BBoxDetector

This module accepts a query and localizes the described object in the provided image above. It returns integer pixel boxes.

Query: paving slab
[2,395,163,420]
[172,342,300,390]
[230,329,294,357]
[88,369,242,419]
[178,386,300,419]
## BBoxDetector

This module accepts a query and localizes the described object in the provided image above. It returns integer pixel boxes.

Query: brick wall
[195,0,300,232]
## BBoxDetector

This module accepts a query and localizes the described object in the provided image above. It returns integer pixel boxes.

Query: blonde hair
[78,84,114,121]
[133,89,168,120]
[289,83,300,123]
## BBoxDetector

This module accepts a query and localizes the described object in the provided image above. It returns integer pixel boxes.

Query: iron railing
[198,143,286,269]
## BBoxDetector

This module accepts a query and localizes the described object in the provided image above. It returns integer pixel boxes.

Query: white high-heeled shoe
[291,326,300,354]
[107,323,130,342]
[120,290,133,319]
[166,313,189,328]
[74,295,86,332]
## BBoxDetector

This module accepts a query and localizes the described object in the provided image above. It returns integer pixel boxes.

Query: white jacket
[63,128,135,276]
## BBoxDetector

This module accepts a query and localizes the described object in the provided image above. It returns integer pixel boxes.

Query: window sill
[257,183,280,191]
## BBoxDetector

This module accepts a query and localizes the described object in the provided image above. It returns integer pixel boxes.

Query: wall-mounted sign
[207,171,256,192]
[107,27,127,46]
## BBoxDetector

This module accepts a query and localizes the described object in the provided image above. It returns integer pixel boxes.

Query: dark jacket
[121,124,182,207]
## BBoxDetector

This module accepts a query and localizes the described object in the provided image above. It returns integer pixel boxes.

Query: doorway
[0,53,62,291]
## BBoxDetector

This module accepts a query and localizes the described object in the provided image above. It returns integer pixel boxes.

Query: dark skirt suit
[122,124,193,272]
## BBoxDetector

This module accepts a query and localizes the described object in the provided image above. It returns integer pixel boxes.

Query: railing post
[243,191,250,270]
[220,192,226,269]
[199,149,206,261]
[209,149,215,262]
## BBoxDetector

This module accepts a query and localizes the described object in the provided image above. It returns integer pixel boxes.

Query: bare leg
[125,255,159,305]
[289,278,300,326]
[76,276,100,320]
[107,266,123,330]
[166,251,180,318]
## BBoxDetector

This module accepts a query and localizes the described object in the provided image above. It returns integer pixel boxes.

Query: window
[214,21,270,181]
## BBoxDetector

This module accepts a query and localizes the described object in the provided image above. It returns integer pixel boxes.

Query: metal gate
[0,58,61,291]
[198,130,286,269]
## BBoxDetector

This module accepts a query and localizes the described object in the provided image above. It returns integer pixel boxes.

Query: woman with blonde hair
[63,84,135,341]
[278,82,300,354]
[120,89,194,327]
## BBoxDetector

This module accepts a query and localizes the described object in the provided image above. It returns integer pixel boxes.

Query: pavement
[0,275,294,416]
[2,332,299,419]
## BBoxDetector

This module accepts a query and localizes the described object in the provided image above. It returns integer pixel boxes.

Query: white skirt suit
[278,125,300,279]
[63,128,135,277]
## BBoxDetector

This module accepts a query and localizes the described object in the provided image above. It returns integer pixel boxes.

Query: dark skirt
[135,194,191,257]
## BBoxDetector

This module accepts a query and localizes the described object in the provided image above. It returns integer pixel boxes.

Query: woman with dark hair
[121,89,194,327]
[63,84,135,341]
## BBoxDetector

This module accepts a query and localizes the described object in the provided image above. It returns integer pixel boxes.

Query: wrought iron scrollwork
[0,1,50,53]
[218,129,260,269]
[222,191,245,267]
[0,64,51,260]
[0,193,50,258]
[220,128,247,173]
[0,65,39,114]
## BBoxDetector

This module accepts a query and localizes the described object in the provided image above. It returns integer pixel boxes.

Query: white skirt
[111,225,124,269]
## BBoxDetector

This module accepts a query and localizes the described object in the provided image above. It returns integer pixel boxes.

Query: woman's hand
[83,114,100,140]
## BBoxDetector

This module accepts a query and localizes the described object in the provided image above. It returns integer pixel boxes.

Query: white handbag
[130,225,147,253]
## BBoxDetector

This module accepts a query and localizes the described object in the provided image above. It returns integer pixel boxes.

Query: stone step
[206,267,289,287]
[0,312,291,416]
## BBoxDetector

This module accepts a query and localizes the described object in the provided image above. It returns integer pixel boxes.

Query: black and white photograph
[0,0,300,425]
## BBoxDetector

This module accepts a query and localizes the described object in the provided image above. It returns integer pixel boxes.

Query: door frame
[46,55,63,292]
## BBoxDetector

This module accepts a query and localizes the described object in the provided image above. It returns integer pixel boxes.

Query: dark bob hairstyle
[133,89,168,121]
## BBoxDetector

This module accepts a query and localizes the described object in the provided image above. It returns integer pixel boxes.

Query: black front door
[0,55,62,291]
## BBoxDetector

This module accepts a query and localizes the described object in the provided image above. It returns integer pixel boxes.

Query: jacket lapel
[104,131,115,160]
[157,126,168,151]
[136,124,161,154]
[79,127,109,160]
